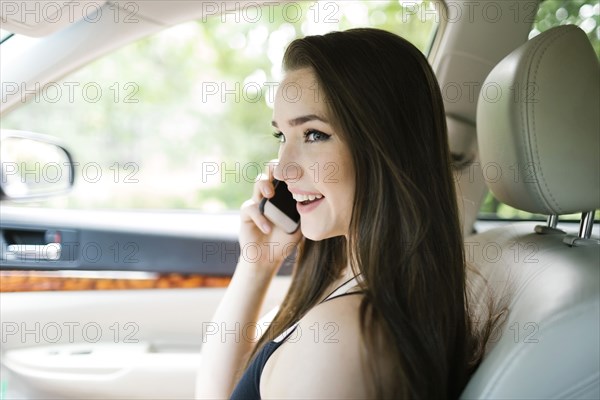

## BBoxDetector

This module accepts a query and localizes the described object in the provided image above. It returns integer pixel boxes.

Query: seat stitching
[518,36,545,212]
[526,28,572,214]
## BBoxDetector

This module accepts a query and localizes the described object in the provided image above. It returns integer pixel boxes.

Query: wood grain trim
[0,270,231,292]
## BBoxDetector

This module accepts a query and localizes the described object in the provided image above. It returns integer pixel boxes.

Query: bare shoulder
[260,293,371,399]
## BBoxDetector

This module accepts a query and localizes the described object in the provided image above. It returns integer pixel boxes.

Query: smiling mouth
[299,196,324,205]
[296,196,325,214]
[292,193,324,203]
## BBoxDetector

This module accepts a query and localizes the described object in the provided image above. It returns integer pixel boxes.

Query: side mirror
[0,130,75,201]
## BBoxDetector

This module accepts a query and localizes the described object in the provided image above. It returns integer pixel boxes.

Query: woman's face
[272,68,355,240]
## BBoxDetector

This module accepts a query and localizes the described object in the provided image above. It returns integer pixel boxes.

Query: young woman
[197,28,493,399]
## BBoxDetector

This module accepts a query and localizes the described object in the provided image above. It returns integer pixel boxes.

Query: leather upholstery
[462,25,600,399]
[461,223,600,399]
[476,25,600,215]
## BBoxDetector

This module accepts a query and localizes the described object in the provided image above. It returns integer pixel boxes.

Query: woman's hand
[197,163,300,400]
[239,162,302,274]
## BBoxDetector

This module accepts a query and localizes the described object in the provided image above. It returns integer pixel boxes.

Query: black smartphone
[259,179,300,234]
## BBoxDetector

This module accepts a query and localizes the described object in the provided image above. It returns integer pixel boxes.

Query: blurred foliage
[2,0,437,211]
[533,0,599,56]
[3,0,598,220]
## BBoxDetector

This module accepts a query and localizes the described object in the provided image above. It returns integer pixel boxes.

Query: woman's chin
[300,225,327,241]
[300,225,344,241]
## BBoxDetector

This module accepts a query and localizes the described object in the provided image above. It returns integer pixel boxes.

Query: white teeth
[292,193,323,202]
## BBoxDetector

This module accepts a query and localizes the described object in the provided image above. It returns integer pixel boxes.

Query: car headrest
[476,25,600,215]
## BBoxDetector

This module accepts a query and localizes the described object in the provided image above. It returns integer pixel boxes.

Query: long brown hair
[246,28,495,399]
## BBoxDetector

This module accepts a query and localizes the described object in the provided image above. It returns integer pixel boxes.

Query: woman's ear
[447,116,484,237]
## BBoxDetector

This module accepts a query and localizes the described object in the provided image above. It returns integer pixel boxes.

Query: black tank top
[229,276,361,400]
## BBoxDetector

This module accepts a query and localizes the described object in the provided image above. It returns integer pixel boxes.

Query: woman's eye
[304,129,331,143]
[272,131,285,143]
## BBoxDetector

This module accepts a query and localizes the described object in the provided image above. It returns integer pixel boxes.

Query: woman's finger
[266,159,278,182]
[252,174,275,202]
[241,199,272,234]
[252,160,278,202]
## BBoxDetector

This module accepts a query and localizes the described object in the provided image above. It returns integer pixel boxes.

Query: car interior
[462,24,599,398]
[0,1,598,399]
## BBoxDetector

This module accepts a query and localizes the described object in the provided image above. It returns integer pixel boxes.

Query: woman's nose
[273,144,303,183]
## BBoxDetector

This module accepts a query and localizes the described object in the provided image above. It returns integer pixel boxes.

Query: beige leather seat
[461,25,600,399]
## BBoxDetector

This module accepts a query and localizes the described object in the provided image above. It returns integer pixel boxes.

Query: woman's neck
[316,263,360,304]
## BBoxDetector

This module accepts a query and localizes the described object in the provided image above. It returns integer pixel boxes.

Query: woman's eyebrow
[271,114,329,128]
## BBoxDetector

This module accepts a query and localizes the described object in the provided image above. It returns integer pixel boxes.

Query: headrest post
[579,211,595,239]
[548,215,559,229]
[534,214,565,235]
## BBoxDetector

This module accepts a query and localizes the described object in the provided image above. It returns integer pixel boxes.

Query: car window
[478,0,599,221]
[1,1,439,211]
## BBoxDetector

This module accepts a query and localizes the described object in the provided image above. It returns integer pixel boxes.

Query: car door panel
[0,206,292,398]
[0,206,243,274]
[0,277,291,399]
